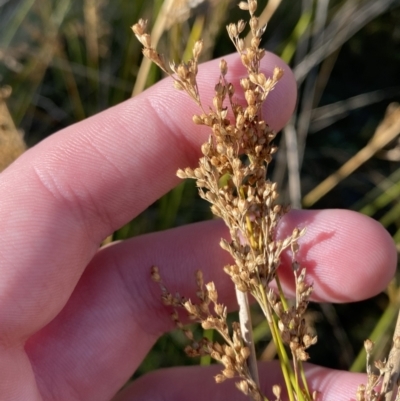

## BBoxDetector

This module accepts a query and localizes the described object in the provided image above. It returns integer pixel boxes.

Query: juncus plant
[133,2,316,400]
[132,1,399,401]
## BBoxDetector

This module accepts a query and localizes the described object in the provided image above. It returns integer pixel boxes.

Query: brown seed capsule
[237,380,249,395]
[201,142,211,156]
[249,15,258,30]
[364,339,374,354]
[238,1,249,10]
[219,59,228,75]
[184,167,194,177]
[238,19,246,33]
[245,90,256,106]
[131,23,144,36]
[241,54,250,68]
[173,80,184,91]
[193,40,203,59]
[251,37,260,49]
[141,33,151,48]
[201,320,213,330]
[213,96,223,110]
[356,385,365,401]
[238,38,245,52]
[241,346,250,359]
[221,354,233,367]
[272,385,281,399]
[228,23,237,38]
[273,67,284,81]
[192,114,203,125]
[150,266,161,282]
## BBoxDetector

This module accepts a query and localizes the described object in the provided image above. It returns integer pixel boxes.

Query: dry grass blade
[294,0,399,84]
[309,87,400,133]
[283,121,302,209]
[132,0,206,97]
[295,0,329,167]
[0,86,26,172]
[303,103,400,208]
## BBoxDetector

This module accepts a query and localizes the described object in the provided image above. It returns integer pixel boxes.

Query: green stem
[275,275,289,311]
[300,363,311,399]
[258,283,310,401]
[259,285,295,401]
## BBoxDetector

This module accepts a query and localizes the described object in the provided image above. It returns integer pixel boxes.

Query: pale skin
[0,52,396,401]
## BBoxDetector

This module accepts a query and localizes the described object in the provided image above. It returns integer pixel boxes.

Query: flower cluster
[133,1,316,400]
[357,337,400,401]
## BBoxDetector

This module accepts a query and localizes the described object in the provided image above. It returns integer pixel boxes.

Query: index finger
[0,52,297,341]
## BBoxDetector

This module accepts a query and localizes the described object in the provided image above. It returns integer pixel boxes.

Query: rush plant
[133,2,317,400]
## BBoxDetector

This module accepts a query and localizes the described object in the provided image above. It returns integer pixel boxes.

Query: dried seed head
[131,19,147,36]
[140,33,151,48]
[303,334,317,348]
[215,374,226,383]
[201,320,213,330]
[227,23,238,38]
[238,19,246,33]
[176,168,187,179]
[240,346,250,359]
[222,368,235,378]
[374,359,387,373]
[245,90,256,105]
[184,167,194,177]
[238,38,245,52]
[238,1,249,10]
[142,48,166,71]
[177,63,189,80]
[273,66,284,81]
[356,385,366,401]
[193,40,203,59]
[192,114,203,125]
[364,339,374,354]
[237,380,249,395]
[201,142,211,156]
[272,384,281,399]
[150,266,161,282]
[173,80,185,91]
[249,16,258,30]
[248,0,257,15]
[219,59,228,76]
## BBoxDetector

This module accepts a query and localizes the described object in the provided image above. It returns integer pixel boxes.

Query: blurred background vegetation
[1,0,400,387]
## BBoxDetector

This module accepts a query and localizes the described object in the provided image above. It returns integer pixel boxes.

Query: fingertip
[278,209,397,302]
[304,365,365,401]
[112,362,366,401]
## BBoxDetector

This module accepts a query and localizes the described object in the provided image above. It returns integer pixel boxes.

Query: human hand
[0,53,396,401]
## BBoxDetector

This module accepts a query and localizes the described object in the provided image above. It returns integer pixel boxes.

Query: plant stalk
[382,310,400,401]
[236,287,260,387]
